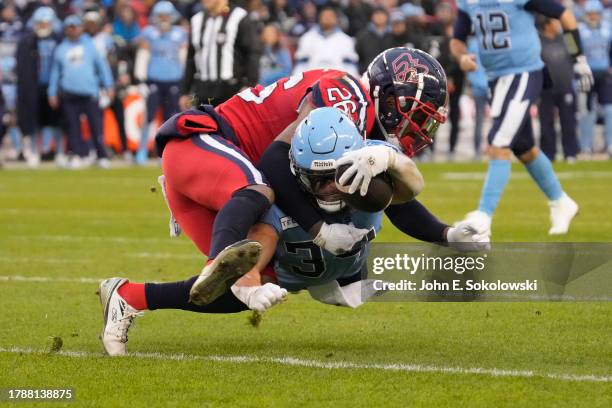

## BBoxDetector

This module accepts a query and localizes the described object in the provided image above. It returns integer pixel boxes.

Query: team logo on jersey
[280,216,299,231]
[391,52,429,84]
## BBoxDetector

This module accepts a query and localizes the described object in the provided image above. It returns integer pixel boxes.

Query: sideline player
[99,108,482,355]
[450,0,593,235]
[133,1,187,165]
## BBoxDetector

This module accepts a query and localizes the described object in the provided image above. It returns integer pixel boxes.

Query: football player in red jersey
[98,48,490,356]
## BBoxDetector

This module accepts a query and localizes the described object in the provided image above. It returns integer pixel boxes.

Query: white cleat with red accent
[98,278,143,356]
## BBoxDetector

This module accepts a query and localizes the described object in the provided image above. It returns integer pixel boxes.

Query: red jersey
[216,69,375,163]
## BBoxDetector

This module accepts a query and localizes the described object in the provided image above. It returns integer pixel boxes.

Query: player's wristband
[563,29,583,60]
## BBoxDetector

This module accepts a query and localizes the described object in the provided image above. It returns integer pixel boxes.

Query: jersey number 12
[475,11,511,51]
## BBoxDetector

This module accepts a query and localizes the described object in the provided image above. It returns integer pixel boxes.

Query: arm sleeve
[524,0,565,18]
[257,141,323,233]
[453,10,472,42]
[384,200,449,243]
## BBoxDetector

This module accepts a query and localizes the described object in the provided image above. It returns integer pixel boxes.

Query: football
[335,164,394,212]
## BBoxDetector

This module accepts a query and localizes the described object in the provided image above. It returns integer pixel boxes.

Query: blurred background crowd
[0,0,610,169]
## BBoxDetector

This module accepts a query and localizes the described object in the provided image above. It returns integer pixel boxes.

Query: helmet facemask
[290,153,346,213]
[373,73,446,157]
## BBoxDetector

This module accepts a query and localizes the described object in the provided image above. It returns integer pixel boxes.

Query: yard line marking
[1,208,161,218]
[441,171,612,181]
[0,252,202,264]
[0,275,101,284]
[10,235,191,245]
[0,346,609,383]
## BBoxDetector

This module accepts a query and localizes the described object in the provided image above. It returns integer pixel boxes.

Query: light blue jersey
[457,0,544,79]
[263,139,397,291]
[579,21,611,72]
[48,34,113,98]
[262,205,382,292]
[141,26,186,82]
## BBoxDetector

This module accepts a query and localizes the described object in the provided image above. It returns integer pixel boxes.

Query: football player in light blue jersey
[259,108,389,302]
[577,0,612,157]
[451,0,594,236]
[134,1,187,165]
[248,107,424,307]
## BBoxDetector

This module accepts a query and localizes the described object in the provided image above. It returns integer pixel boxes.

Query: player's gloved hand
[446,220,491,252]
[313,222,370,255]
[231,283,287,313]
[573,55,594,93]
[336,145,397,196]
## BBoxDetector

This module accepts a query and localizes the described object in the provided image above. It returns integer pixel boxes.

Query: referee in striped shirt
[180,0,260,108]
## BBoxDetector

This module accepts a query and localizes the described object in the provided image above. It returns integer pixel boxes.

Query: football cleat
[189,239,262,306]
[98,277,143,356]
[548,193,578,235]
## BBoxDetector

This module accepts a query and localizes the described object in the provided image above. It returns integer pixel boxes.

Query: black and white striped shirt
[181,6,259,97]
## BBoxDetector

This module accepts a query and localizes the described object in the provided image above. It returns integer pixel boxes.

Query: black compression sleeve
[384,200,449,243]
[453,10,472,42]
[524,0,565,18]
[563,29,584,59]
[258,141,322,233]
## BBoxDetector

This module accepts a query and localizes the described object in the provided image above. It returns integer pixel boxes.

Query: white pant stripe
[200,134,265,185]
[492,72,531,148]
[490,74,514,118]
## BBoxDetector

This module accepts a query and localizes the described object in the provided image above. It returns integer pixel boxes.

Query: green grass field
[0,161,611,407]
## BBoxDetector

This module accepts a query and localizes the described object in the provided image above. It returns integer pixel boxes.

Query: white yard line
[9,235,189,245]
[0,252,202,264]
[1,208,161,218]
[0,275,102,284]
[0,346,609,383]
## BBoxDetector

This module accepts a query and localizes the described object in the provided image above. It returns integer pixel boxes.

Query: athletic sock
[208,188,271,259]
[144,276,247,313]
[117,282,148,310]
[478,159,512,215]
[524,152,563,201]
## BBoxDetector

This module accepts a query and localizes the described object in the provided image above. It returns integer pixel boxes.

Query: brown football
[335,164,394,212]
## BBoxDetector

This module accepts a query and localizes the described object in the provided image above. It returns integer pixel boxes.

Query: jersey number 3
[284,241,325,278]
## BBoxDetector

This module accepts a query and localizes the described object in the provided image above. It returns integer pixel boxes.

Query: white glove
[313,222,371,255]
[336,145,397,196]
[231,283,287,313]
[573,55,594,93]
[447,220,491,252]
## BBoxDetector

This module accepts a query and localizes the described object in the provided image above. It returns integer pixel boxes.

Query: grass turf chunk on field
[0,162,611,407]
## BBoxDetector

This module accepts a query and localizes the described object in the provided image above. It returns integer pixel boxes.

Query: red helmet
[364,47,448,156]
